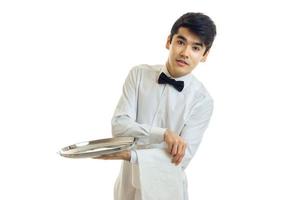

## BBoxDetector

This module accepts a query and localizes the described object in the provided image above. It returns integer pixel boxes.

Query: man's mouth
[176,59,189,67]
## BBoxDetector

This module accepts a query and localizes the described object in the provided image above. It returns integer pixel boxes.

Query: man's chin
[173,69,189,78]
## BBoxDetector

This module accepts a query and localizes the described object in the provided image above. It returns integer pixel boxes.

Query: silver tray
[59,136,135,158]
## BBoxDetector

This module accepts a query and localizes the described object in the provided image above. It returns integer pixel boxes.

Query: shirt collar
[158,64,193,88]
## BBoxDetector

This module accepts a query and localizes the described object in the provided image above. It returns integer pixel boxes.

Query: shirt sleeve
[130,96,214,167]
[111,66,166,144]
[180,96,214,170]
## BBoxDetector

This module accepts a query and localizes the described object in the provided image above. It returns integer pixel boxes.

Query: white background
[1,0,300,199]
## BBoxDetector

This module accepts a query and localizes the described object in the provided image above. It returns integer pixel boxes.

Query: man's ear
[166,36,171,50]
[200,50,210,62]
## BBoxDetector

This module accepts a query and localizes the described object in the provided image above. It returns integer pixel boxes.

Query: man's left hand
[92,150,131,161]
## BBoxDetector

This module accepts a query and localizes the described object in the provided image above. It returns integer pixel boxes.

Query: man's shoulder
[189,75,213,103]
[130,64,162,74]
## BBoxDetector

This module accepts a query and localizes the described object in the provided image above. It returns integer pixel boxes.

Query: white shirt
[112,64,214,170]
[112,64,214,200]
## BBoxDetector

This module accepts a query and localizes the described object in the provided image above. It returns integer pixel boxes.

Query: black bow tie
[158,72,184,92]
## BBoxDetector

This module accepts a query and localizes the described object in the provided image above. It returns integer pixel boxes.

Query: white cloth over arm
[136,148,184,200]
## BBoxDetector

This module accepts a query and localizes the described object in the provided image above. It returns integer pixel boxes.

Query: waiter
[95,12,217,200]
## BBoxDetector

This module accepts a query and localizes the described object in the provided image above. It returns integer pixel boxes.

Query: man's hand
[92,150,131,161]
[164,129,187,165]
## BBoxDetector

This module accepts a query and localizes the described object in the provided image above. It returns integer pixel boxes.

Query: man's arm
[111,66,166,144]
[178,97,214,169]
[95,67,166,163]
[93,150,131,161]
[98,66,204,164]
[131,97,213,166]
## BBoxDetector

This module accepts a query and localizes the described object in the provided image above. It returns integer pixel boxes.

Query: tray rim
[59,136,135,159]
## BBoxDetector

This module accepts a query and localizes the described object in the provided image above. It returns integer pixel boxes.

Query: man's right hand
[164,129,187,166]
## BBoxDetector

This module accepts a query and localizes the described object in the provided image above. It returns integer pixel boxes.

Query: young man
[96,12,216,200]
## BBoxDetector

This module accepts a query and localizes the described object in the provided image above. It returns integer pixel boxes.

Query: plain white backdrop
[1,0,299,199]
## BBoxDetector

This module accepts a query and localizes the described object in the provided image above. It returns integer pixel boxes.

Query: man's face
[166,27,209,78]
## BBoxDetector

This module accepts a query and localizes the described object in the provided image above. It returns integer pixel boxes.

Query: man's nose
[180,46,189,58]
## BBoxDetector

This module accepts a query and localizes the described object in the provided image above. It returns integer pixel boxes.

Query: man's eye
[193,46,200,51]
[177,40,184,45]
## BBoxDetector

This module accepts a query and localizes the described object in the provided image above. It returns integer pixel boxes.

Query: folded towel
[135,148,184,200]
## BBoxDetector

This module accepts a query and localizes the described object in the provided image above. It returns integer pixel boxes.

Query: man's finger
[172,152,184,164]
[172,151,182,163]
[175,156,184,165]
[92,153,117,160]
[176,143,184,156]
[171,143,178,156]
[167,143,172,154]
[171,143,186,164]
[92,156,106,159]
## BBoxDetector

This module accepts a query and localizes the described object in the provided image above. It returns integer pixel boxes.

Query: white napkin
[136,148,184,200]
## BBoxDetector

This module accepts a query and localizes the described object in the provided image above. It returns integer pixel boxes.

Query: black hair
[170,12,217,55]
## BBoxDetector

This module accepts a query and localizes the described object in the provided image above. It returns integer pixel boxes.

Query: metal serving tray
[59,136,135,158]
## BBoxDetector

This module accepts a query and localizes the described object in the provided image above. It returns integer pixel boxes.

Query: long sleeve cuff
[149,127,166,144]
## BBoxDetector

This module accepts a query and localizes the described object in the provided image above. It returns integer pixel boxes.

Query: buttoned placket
[150,83,166,128]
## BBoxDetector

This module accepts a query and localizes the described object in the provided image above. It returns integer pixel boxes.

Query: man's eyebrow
[177,35,204,47]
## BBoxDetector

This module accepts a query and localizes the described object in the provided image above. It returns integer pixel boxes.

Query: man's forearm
[111,115,166,144]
